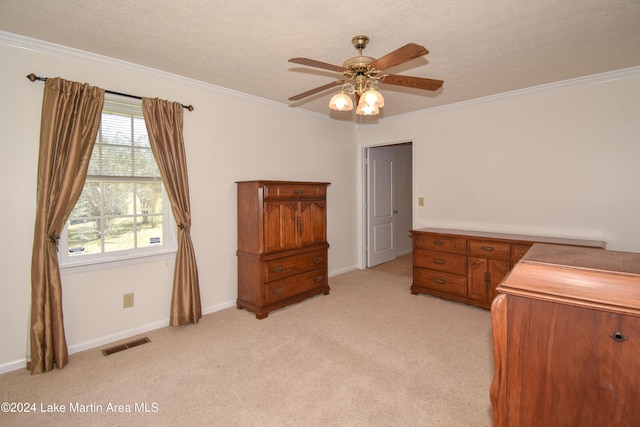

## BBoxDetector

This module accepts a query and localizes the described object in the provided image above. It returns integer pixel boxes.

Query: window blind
[87,100,160,179]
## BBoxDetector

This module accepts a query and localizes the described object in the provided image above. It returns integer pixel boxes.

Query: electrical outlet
[418,197,425,207]
[123,293,134,309]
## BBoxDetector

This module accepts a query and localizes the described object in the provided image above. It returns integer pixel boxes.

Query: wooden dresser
[236,180,330,319]
[410,228,605,309]
[491,244,640,426]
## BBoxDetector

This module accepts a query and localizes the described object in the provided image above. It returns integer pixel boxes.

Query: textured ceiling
[1,0,639,121]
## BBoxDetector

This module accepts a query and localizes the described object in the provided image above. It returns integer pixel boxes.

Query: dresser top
[523,244,640,274]
[236,180,330,186]
[498,243,640,315]
[412,227,606,249]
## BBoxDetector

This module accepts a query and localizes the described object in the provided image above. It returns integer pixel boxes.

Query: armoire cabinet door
[299,201,327,246]
[264,201,326,252]
[264,201,298,252]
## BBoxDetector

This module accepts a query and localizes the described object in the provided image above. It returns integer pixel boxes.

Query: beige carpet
[370,253,413,277]
[0,268,494,427]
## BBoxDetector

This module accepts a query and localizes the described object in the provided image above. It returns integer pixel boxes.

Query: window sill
[60,251,177,276]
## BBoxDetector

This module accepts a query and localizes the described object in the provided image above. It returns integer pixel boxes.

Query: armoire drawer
[414,268,467,297]
[264,184,326,199]
[264,250,327,282]
[265,270,326,304]
[415,249,466,275]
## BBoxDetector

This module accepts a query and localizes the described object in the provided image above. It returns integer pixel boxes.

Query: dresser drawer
[414,268,467,297]
[264,184,326,199]
[414,234,466,254]
[265,270,326,304]
[467,240,510,258]
[415,249,466,275]
[264,250,327,282]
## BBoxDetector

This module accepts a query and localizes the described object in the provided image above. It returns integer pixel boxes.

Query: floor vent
[102,337,151,356]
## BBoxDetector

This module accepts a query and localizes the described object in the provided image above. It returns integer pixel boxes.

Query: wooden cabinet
[467,256,510,303]
[491,244,640,426]
[410,228,605,309]
[236,180,330,319]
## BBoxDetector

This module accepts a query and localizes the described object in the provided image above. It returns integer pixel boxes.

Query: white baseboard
[329,265,359,277]
[0,359,28,375]
[201,300,237,316]
[0,300,237,375]
[1,272,359,375]
[67,320,169,355]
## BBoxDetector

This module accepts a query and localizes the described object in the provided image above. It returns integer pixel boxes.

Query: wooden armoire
[236,180,330,319]
[491,243,640,426]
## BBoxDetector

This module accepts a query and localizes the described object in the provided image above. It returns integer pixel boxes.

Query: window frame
[59,97,177,271]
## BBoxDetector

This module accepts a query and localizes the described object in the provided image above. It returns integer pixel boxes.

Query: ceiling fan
[288,35,443,116]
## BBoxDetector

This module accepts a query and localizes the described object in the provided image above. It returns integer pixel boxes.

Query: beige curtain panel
[142,98,202,326]
[30,78,104,374]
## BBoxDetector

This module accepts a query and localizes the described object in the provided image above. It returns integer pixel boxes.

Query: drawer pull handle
[295,190,304,194]
[434,241,444,246]
[610,332,628,343]
[272,287,285,295]
[432,258,445,265]
[481,246,495,252]
[313,276,323,282]
[432,278,446,285]
[272,266,284,273]
[313,257,322,263]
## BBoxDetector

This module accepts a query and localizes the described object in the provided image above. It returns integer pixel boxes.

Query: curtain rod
[26,73,194,111]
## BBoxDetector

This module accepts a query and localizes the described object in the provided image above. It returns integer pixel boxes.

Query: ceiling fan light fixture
[362,87,384,108]
[329,92,353,111]
[288,35,442,118]
[356,99,379,116]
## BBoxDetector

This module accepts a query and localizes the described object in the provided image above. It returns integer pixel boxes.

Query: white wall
[356,69,640,261]
[3,30,639,373]
[0,34,358,372]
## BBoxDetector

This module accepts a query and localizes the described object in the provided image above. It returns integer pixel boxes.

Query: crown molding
[0,30,338,121]
[385,65,640,123]
[3,30,638,125]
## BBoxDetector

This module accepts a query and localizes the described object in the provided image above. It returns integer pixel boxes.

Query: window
[59,98,176,268]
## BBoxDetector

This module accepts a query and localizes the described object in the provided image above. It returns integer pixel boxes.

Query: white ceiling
[1,0,639,121]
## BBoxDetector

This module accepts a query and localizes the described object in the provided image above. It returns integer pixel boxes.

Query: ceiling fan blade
[370,43,429,71]
[381,74,444,91]
[289,57,346,73]
[288,80,344,101]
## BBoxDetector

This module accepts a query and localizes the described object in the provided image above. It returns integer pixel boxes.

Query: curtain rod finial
[26,73,46,82]
[186,105,194,112]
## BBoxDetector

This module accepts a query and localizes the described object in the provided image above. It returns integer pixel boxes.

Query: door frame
[362,140,413,268]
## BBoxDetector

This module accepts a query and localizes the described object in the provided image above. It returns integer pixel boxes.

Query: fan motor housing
[345,35,374,72]
[342,56,374,72]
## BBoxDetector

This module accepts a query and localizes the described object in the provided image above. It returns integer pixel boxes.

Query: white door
[367,147,396,267]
